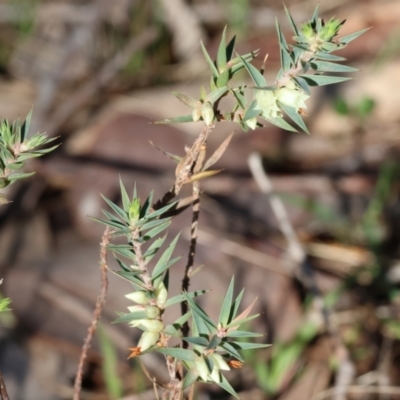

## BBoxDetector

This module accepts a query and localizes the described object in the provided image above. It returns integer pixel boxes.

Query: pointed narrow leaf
[238,54,267,88]
[90,216,125,230]
[243,100,261,122]
[143,235,167,261]
[139,218,170,232]
[219,277,235,326]
[340,28,370,45]
[311,61,358,73]
[184,292,217,330]
[164,290,208,308]
[183,337,209,347]
[200,41,219,77]
[182,369,199,390]
[226,330,264,338]
[315,52,346,61]
[101,195,127,220]
[143,220,171,240]
[143,200,178,221]
[155,114,194,124]
[152,256,181,283]
[152,233,180,281]
[155,347,197,362]
[284,5,299,36]
[206,335,222,350]
[108,244,135,259]
[217,26,228,72]
[231,341,271,350]
[265,116,297,132]
[230,288,244,322]
[300,74,352,86]
[292,76,310,95]
[204,86,228,104]
[278,102,309,133]
[113,310,147,324]
[140,191,154,219]
[311,5,319,22]
[215,373,239,399]
[219,342,243,362]
[226,34,236,61]
[119,178,130,211]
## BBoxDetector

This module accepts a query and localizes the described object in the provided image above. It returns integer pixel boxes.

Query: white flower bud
[156,281,168,308]
[138,331,159,351]
[255,90,281,120]
[125,291,149,305]
[145,305,161,319]
[127,305,145,313]
[210,354,230,371]
[245,117,257,130]
[192,107,202,122]
[139,319,164,333]
[201,102,214,125]
[276,87,309,111]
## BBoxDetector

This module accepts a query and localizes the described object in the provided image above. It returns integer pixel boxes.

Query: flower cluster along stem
[276,50,314,88]
[131,228,154,292]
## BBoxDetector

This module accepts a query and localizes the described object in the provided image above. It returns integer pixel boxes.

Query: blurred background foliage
[1,0,400,399]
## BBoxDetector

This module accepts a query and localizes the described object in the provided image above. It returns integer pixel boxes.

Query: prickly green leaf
[217,26,228,72]
[182,369,198,390]
[143,200,178,221]
[119,178,130,211]
[143,220,171,241]
[339,28,370,45]
[292,76,310,95]
[238,54,267,88]
[226,313,260,329]
[231,341,271,350]
[204,86,228,104]
[7,172,35,182]
[155,114,194,124]
[311,61,358,73]
[113,310,147,324]
[265,116,297,132]
[152,233,180,282]
[226,35,236,62]
[164,290,208,308]
[314,52,346,61]
[115,271,146,289]
[183,336,209,347]
[278,102,309,133]
[243,100,261,122]
[225,330,264,338]
[216,69,230,88]
[219,276,235,326]
[215,373,239,399]
[163,311,191,336]
[143,235,167,262]
[300,74,352,86]
[139,191,154,219]
[101,195,127,220]
[107,244,135,259]
[206,334,222,350]
[184,292,217,330]
[200,41,219,77]
[155,347,197,362]
[284,5,300,36]
[218,342,243,362]
[230,288,244,322]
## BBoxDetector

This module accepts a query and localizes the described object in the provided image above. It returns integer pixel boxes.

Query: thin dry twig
[0,370,10,400]
[181,181,200,346]
[46,28,158,136]
[73,227,111,400]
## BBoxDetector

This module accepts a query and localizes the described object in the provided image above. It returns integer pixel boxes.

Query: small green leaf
[219,276,235,326]
[238,54,267,88]
[300,74,352,86]
[204,86,228,104]
[314,52,346,61]
[182,369,199,389]
[143,220,171,241]
[215,373,240,399]
[152,233,180,283]
[200,41,219,77]
[139,191,154,219]
[231,341,271,350]
[183,336,209,347]
[164,290,208,308]
[226,330,264,338]
[284,5,299,36]
[339,28,370,45]
[217,26,228,72]
[101,195,127,220]
[218,342,243,362]
[155,347,197,362]
[265,116,297,132]
[278,102,309,133]
[119,178,130,211]
[154,115,194,124]
[143,235,167,262]
[311,61,358,73]
[226,35,236,61]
